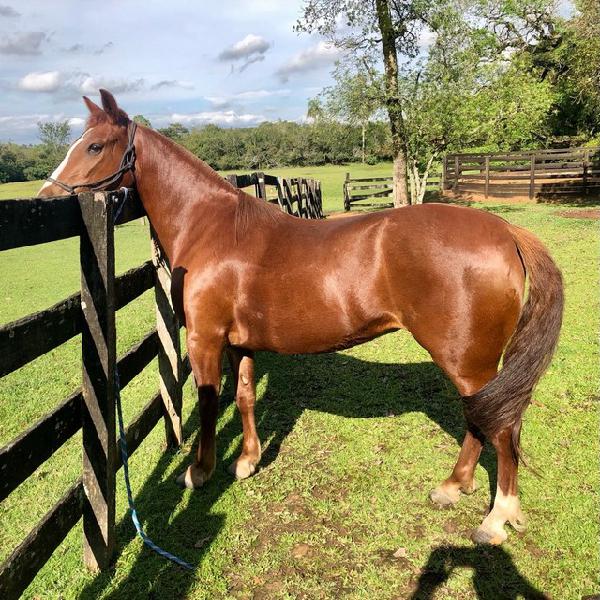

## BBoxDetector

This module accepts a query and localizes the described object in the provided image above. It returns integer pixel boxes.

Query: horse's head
[38,89,136,197]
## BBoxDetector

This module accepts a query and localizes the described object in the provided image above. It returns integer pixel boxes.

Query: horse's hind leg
[227,347,261,479]
[430,424,484,506]
[472,426,526,544]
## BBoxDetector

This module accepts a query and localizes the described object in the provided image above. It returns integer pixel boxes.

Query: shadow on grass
[410,544,549,599]
[78,350,543,599]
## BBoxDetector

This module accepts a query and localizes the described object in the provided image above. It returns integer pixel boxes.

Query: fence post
[583,149,589,196]
[484,156,490,199]
[453,156,459,192]
[344,172,350,211]
[256,172,266,200]
[79,191,116,571]
[529,154,536,200]
[441,155,447,192]
[225,174,238,188]
[151,230,183,448]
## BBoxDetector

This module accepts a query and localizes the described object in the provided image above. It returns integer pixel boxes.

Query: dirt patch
[555,208,600,220]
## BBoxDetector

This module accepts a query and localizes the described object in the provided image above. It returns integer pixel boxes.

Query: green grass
[0,177,598,599]
[1,162,394,213]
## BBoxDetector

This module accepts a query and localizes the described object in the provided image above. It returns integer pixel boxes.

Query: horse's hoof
[229,458,257,480]
[471,526,507,545]
[429,487,459,507]
[175,465,211,489]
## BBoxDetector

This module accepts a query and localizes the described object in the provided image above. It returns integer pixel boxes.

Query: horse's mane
[234,190,286,242]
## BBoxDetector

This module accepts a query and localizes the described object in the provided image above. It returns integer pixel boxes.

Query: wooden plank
[152,231,183,448]
[0,292,80,378]
[0,390,81,502]
[348,183,393,191]
[484,156,490,199]
[79,191,117,571]
[0,329,158,503]
[0,480,83,600]
[348,189,393,202]
[346,176,393,183]
[0,195,81,251]
[0,261,153,378]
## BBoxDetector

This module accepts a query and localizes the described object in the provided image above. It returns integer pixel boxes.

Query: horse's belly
[229,307,403,354]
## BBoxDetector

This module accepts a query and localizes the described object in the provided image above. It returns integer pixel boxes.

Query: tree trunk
[375,0,409,207]
[361,123,366,164]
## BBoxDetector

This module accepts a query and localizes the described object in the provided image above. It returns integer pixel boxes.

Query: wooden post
[256,172,267,200]
[583,149,589,196]
[225,174,238,188]
[151,229,183,448]
[79,191,116,571]
[484,156,490,199]
[441,155,447,192]
[454,156,459,192]
[529,154,536,200]
[344,172,350,211]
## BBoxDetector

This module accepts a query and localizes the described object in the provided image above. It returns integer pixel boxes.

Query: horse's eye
[87,143,103,155]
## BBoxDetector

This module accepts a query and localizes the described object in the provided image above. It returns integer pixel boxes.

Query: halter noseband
[46,121,137,195]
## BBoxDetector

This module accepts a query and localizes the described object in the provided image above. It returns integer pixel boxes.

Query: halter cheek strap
[46,121,137,194]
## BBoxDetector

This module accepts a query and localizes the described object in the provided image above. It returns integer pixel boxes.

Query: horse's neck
[134,127,237,264]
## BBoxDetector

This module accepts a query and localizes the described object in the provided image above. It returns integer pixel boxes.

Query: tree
[38,121,70,150]
[132,114,152,128]
[314,67,383,163]
[158,122,189,141]
[298,0,559,205]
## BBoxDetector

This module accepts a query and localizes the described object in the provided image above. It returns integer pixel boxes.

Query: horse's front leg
[176,334,223,489]
[227,348,261,479]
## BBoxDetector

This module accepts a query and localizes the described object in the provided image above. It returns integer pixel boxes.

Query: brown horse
[39,90,563,545]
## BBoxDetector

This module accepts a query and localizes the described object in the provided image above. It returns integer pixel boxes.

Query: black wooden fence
[443,146,600,199]
[226,171,324,219]
[0,173,322,598]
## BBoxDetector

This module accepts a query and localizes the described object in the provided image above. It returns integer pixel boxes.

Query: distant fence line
[443,146,600,199]
[343,172,441,211]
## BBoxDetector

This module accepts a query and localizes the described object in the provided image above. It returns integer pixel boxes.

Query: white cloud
[205,88,290,108]
[78,75,144,95]
[67,117,85,126]
[0,31,47,55]
[18,70,61,92]
[276,42,340,82]
[170,110,266,127]
[0,5,20,17]
[218,33,270,61]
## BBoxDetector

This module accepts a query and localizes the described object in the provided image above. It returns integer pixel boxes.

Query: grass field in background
[0,162,394,213]
[0,176,598,599]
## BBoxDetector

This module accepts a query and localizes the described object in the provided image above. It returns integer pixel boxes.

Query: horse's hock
[0,174,323,598]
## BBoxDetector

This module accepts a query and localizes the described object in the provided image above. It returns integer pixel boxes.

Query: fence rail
[0,171,323,598]
[343,172,441,211]
[443,146,600,199]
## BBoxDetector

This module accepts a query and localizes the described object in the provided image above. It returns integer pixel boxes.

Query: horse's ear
[99,89,119,118]
[99,88,129,125]
[83,96,103,115]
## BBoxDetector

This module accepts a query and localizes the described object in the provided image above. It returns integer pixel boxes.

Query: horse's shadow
[78,350,544,599]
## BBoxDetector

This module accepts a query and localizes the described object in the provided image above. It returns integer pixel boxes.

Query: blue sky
[0,0,341,143]
[0,0,574,144]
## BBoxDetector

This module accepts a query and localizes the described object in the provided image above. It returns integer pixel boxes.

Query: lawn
[0,177,598,599]
[0,161,395,214]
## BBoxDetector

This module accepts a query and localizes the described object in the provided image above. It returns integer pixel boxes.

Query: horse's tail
[463,224,564,464]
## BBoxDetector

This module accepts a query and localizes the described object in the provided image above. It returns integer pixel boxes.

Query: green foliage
[157,122,189,141]
[132,115,152,128]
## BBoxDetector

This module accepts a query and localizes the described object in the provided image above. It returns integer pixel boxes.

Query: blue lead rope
[112,188,194,571]
[115,369,194,570]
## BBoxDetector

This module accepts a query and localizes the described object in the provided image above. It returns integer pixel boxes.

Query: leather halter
[46,121,137,194]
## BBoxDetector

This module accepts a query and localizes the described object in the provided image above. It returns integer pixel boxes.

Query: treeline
[0,120,392,183]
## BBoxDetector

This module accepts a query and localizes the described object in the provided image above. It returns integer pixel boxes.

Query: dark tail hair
[463,224,564,464]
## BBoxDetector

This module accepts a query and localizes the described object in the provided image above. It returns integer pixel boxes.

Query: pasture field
[0,162,395,213]
[0,181,598,598]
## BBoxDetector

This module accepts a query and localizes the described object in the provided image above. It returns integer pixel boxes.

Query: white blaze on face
[38,127,95,193]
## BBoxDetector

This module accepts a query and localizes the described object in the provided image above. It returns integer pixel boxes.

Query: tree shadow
[410,544,549,600]
[77,349,528,599]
